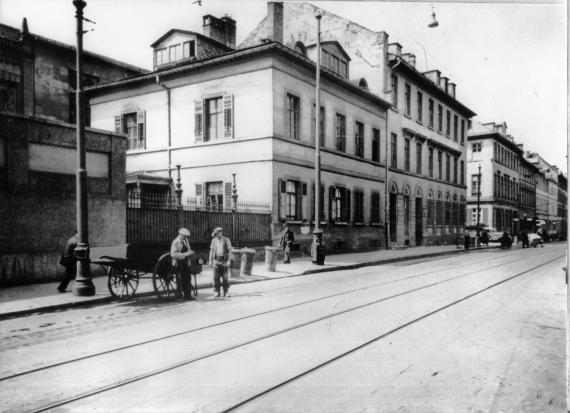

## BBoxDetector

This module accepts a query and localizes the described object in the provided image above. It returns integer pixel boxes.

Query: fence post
[232,173,238,247]
[175,165,183,228]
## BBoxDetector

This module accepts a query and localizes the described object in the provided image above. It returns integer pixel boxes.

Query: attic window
[358,78,368,89]
[321,49,348,79]
[294,41,307,57]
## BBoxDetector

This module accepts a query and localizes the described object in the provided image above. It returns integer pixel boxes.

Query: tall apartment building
[241,1,476,246]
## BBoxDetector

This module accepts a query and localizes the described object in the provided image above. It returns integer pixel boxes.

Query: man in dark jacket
[279,223,295,264]
[58,233,78,292]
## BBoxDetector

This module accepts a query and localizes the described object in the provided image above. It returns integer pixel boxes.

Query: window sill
[353,222,366,227]
[416,120,423,126]
[404,114,412,119]
[333,221,349,226]
[283,220,303,225]
[428,125,434,130]
[371,222,384,227]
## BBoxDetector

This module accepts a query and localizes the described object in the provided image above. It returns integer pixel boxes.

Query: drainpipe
[384,109,390,250]
[155,75,172,184]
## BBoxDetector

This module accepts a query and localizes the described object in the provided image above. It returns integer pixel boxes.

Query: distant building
[557,173,567,240]
[0,18,145,123]
[88,13,392,253]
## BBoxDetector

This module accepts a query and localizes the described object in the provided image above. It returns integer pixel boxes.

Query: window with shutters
[428,147,434,178]
[279,179,303,220]
[355,121,364,158]
[391,133,398,168]
[372,128,380,162]
[437,104,443,132]
[428,99,434,128]
[404,83,411,116]
[404,138,410,171]
[286,94,300,140]
[335,113,346,152]
[354,189,365,223]
[390,74,398,107]
[416,142,422,174]
[120,112,146,151]
[330,186,350,223]
[205,97,223,141]
[206,181,224,211]
[370,192,381,224]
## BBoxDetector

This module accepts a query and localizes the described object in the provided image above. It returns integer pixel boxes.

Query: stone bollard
[240,248,256,276]
[229,248,242,278]
[264,246,278,272]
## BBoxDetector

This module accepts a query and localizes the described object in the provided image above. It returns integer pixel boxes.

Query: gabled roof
[150,28,232,51]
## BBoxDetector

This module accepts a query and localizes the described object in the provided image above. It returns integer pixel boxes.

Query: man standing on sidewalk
[279,223,295,264]
[209,227,232,297]
[57,233,78,292]
[171,228,195,301]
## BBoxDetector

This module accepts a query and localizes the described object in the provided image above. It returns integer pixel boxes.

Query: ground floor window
[370,192,381,224]
[206,181,224,210]
[278,179,304,220]
[330,186,350,222]
[354,189,365,223]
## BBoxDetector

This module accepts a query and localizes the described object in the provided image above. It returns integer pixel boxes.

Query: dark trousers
[213,262,229,293]
[176,263,193,300]
[58,262,76,291]
[464,236,470,250]
[283,243,291,263]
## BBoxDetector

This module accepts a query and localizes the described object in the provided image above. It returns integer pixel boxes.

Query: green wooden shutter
[194,99,203,142]
[223,94,234,138]
[114,115,122,133]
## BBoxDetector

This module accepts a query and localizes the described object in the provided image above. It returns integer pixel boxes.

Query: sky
[0,0,566,173]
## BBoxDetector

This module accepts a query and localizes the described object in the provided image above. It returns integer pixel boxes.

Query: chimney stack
[202,14,236,49]
[401,53,416,67]
[448,82,456,98]
[267,2,284,44]
[388,42,402,57]
[494,122,507,135]
[424,70,441,86]
[439,76,449,92]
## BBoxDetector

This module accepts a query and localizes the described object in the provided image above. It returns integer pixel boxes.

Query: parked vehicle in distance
[527,233,544,248]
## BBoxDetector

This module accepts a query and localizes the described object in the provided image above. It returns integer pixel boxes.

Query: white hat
[178,228,190,237]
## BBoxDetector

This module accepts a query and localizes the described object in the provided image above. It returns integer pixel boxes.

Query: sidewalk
[0,244,490,319]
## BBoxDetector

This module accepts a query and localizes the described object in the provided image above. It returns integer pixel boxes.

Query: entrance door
[389,193,397,242]
[415,198,423,246]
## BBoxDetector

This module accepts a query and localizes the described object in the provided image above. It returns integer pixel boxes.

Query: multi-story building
[557,173,567,240]
[0,18,145,123]
[241,1,476,246]
[88,13,392,252]
[466,122,525,234]
[518,152,538,232]
[524,152,560,236]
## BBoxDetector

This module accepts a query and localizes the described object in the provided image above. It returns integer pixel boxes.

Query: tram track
[7,251,561,413]
[221,253,564,413]
[0,251,515,382]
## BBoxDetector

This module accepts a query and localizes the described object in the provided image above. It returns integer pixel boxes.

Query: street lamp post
[174,165,183,228]
[311,14,325,265]
[231,173,238,246]
[476,164,482,239]
[72,0,95,296]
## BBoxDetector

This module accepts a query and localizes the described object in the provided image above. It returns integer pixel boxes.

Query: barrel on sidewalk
[240,248,256,276]
[229,248,242,278]
[265,246,278,272]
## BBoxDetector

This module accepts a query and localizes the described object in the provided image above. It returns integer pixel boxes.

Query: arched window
[294,41,307,56]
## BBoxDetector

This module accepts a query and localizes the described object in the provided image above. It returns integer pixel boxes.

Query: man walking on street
[171,228,195,301]
[280,222,295,264]
[57,232,78,292]
[209,227,232,297]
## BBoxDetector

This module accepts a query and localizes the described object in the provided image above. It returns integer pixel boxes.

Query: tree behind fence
[127,192,273,250]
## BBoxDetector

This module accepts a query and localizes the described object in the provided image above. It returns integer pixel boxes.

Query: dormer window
[183,41,196,59]
[156,48,168,66]
[321,49,348,79]
[169,44,181,62]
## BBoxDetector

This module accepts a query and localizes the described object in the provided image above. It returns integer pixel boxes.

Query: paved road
[0,244,566,413]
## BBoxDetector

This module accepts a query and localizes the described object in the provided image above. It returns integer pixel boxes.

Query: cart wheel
[108,267,139,299]
[153,254,180,299]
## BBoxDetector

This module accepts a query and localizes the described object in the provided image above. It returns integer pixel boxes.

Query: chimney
[495,122,507,135]
[423,70,440,86]
[401,53,416,67]
[448,82,456,98]
[439,76,449,92]
[482,122,496,132]
[388,42,402,57]
[267,2,284,44]
[202,14,236,49]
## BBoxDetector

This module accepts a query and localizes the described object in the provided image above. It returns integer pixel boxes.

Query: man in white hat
[208,227,232,297]
[171,228,195,300]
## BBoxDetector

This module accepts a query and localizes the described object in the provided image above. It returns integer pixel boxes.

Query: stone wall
[0,112,127,285]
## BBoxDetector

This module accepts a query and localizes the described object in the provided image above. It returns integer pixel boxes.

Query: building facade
[0,19,145,123]
[466,122,524,234]
[88,21,392,252]
[241,1,476,246]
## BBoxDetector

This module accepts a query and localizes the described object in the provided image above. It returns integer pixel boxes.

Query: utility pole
[311,14,324,264]
[232,173,238,246]
[72,0,95,296]
[476,163,482,238]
